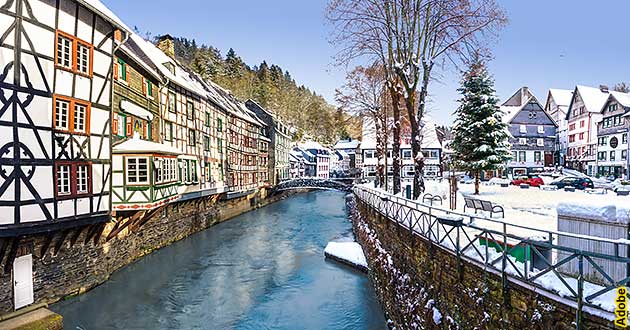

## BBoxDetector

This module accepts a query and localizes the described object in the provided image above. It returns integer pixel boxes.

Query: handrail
[353,184,630,324]
[356,184,630,246]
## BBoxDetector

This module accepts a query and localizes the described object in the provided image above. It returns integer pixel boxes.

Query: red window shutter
[142,77,147,95]
[126,116,132,137]
[142,121,147,138]
[113,63,118,80]
[112,113,118,135]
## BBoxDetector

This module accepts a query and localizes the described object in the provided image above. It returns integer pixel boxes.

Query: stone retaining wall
[349,195,612,330]
[0,188,306,314]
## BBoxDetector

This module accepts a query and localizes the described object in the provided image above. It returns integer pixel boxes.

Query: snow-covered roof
[120,35,162,82]
[113,137,180,155]
[334,139,360,150]
[131,34,207,97]
[336,149,349,159]
[575,85,610,113]
[548,89,573,107]
[300,141,326,151]
[500,87,541,124]
[78,0,130,32]
[605,91,630,109]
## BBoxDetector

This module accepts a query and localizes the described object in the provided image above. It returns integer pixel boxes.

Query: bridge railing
[353,185,629,325]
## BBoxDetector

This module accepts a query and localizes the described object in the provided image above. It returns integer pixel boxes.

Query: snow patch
[324,242,368,268]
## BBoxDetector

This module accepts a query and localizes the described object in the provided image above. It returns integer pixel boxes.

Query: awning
[121,100,154,121]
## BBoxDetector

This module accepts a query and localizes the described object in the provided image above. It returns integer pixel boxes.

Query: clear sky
[103,0,630,125]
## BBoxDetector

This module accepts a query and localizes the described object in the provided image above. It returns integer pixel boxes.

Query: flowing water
[53,190,387,330]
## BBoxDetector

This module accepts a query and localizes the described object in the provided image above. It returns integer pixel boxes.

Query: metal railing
[353,185,630,328]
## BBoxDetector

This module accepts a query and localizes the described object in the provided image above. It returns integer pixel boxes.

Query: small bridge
[274,178,353,192]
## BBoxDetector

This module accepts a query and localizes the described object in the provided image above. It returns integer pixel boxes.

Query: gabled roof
[548,89,573,107]
[334,139,360,150]
[501,87,535,107]
[119,36,162,82]
[566,85,610,119]
[500,87,540,124]
[606,91,630,109]
[79,0,130,33]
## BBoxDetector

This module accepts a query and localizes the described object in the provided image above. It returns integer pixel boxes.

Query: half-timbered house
[501,87,557,176]
[0,0,128,309]
[110,33,184,211]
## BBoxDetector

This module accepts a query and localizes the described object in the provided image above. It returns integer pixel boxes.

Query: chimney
[157,34,175,59]
[600,85,609,93]
[521,86,529,103]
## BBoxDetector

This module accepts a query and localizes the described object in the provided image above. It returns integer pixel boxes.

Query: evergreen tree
[451,58,511,194]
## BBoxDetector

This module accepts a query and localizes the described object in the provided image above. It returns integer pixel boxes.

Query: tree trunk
[390,91,401,195]
[375,114,384,188]
[407,97,424,200]
[474,171,480,195]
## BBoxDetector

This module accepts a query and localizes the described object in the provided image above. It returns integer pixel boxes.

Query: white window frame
[73,103,87,133]
[126,157,149,185]
[519,138,527,145]
[56,164,71,196]
[55,99,69,130]
[520,125,527,133]
[76,164,89,194]
[76,42,90,75]
[537,125,544,134]
[537,138,544,147]
[56,34,72,69]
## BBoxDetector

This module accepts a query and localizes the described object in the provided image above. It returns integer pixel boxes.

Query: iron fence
[353,185,630,328]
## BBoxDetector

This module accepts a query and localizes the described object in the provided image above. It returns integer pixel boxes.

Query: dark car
[550,177,594,190]
[511,175,544,187]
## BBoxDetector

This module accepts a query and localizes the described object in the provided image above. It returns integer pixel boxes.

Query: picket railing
[354,185,630,328]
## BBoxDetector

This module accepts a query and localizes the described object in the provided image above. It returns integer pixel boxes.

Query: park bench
[585,188,606,195]
[422,193,443,206]
[463,197,505,218]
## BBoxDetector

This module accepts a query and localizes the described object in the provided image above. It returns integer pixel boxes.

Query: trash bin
[405,185,412,199]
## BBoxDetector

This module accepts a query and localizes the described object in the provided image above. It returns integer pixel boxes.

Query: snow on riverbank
[324,242,368,271]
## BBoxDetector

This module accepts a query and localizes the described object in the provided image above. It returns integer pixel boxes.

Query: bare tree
[328,0,506,198]
[336,65,389,188]
[614,82,630,93]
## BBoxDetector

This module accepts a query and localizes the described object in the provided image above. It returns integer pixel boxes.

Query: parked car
[611,179,630,192]
[511,175,544,187]
[549,177,594,190]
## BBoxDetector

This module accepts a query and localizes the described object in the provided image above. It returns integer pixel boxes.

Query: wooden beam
[4,237,20,274]
[69,226,86,247]
[84,224,99,245]
[106,211,144,242]
[39,233,55,258]
[53,230,70,256]
[131,206,163,232]
[104,218,122,241]
[93,223,107,245]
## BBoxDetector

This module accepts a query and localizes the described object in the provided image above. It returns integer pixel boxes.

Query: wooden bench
[464,197,505,218]
[422,193,443,206]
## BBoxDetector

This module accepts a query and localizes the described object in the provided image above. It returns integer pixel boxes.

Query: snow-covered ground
[422,178,630,232]
[324,241,368,269]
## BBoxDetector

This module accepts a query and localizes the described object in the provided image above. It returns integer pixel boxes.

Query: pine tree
[451,58,511,194]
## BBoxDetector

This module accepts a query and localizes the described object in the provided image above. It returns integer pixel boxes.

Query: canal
[52,190,387,329]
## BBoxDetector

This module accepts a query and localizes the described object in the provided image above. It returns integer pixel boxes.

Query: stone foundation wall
[349,196,612,330]
[0,188,306,314]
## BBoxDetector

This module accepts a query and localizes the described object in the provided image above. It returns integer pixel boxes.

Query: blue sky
[103,0,630,125]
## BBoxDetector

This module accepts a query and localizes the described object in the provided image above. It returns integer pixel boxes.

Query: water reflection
[53,191,386,330]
